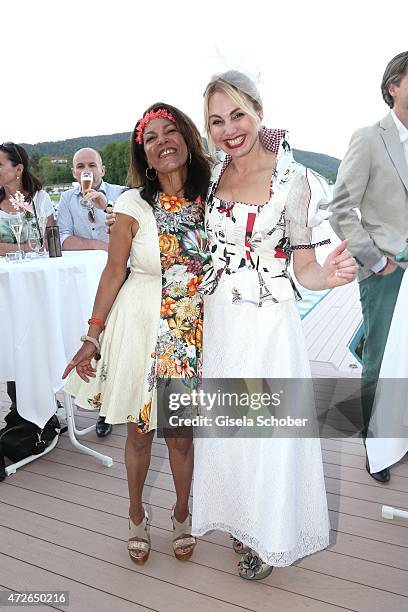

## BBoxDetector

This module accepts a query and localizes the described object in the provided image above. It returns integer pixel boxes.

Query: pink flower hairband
[136,109,176,144]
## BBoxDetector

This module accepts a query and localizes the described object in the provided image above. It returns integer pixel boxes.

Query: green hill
[20,134,341,183]
[292,149,340,183]
[21,133,130,158]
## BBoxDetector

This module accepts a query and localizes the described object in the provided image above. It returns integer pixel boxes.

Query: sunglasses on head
[0,142,24,164]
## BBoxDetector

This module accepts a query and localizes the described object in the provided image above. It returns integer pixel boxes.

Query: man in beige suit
[330,51,408,482]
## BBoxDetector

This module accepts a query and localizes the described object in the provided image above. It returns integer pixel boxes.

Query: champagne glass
[81,170,95,223]
[8,212,24,262]
[81,171,93,197]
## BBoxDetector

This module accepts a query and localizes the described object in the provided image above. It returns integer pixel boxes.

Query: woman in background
[0,142,54,255]
[0,142,54,411]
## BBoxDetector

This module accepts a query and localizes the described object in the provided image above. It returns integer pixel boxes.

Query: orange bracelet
[88,317,105,331]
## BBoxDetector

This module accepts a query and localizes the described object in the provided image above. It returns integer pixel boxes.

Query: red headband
[136,108,176,144]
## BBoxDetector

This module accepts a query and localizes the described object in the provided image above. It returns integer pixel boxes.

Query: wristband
[80,335,101,360]
[88,317,105,330]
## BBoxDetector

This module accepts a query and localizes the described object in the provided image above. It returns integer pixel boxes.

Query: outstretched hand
[322,240,356,288]
[62,341,97,382]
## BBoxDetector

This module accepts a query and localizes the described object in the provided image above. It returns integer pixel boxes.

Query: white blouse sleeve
[34,190,55,219]
[285,168,332,249]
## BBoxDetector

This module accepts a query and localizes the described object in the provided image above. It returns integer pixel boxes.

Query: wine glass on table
[8,212,24,262]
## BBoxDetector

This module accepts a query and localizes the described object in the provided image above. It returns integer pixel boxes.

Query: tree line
[28,137,340,187]
[31,140,131,187]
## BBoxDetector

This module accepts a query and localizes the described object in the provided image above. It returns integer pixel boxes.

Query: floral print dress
[64,189,210,432]
[137,194,209,432]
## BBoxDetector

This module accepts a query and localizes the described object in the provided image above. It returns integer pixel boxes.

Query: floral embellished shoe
[231,536,250,554]
[128,509,150,565]
[238,550,273,580]
[171,506,196,561]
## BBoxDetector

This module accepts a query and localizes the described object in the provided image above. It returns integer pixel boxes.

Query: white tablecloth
[366,270,408,472]
[0,251,107,427]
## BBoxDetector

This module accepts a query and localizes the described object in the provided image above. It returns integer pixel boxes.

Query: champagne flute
[81,170,95,223]
[8,212,24,262]
[81,171,93,197]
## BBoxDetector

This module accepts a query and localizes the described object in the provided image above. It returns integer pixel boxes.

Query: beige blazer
[330,112,408,281]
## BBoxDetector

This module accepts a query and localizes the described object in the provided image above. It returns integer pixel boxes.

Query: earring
[145,167,157,181]
[16,176,20,180]
[188,151,192,165]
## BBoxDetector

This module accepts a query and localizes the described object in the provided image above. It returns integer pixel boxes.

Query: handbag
[0,407,66,481]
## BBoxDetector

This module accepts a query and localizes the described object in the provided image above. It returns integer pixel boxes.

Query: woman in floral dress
[63,103,211,565]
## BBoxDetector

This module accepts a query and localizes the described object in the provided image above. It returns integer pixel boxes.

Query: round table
[0,251,107,428]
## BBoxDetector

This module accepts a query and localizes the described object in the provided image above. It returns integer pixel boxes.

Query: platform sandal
[128,509,150,565]
[171,506,196,561]
[238,550,273,580]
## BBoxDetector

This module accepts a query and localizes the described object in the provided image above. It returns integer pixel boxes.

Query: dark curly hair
[127,102,211,206]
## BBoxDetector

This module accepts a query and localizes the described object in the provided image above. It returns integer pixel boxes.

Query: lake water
[297,287,331,319]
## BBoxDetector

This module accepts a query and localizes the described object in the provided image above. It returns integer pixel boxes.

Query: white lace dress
[192,134,331,566]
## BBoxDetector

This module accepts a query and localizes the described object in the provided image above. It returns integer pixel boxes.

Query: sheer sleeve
[285,169,332,249]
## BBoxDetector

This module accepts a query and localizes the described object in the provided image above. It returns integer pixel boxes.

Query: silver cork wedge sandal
[238,550,273,580]
[171,506,196,561]
[128,509,150,565]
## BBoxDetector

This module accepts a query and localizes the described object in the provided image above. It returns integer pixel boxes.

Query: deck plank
[2,503,408,612]
[0,519,345,612]
[1,333,407,612]
[0,526,250,612]
[0,556,150,611]
[2,480,408,571]
[21,451,408,511]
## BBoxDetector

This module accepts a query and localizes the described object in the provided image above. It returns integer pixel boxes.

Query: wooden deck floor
[0,277,406,612]
[1,381,407,612]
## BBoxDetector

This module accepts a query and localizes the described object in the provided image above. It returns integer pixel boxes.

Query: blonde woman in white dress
[192,71,357,580]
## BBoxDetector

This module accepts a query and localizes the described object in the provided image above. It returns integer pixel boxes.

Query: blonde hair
[203,72,263,153]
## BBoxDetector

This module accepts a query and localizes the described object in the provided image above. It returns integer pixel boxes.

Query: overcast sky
[2,0,407,159]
